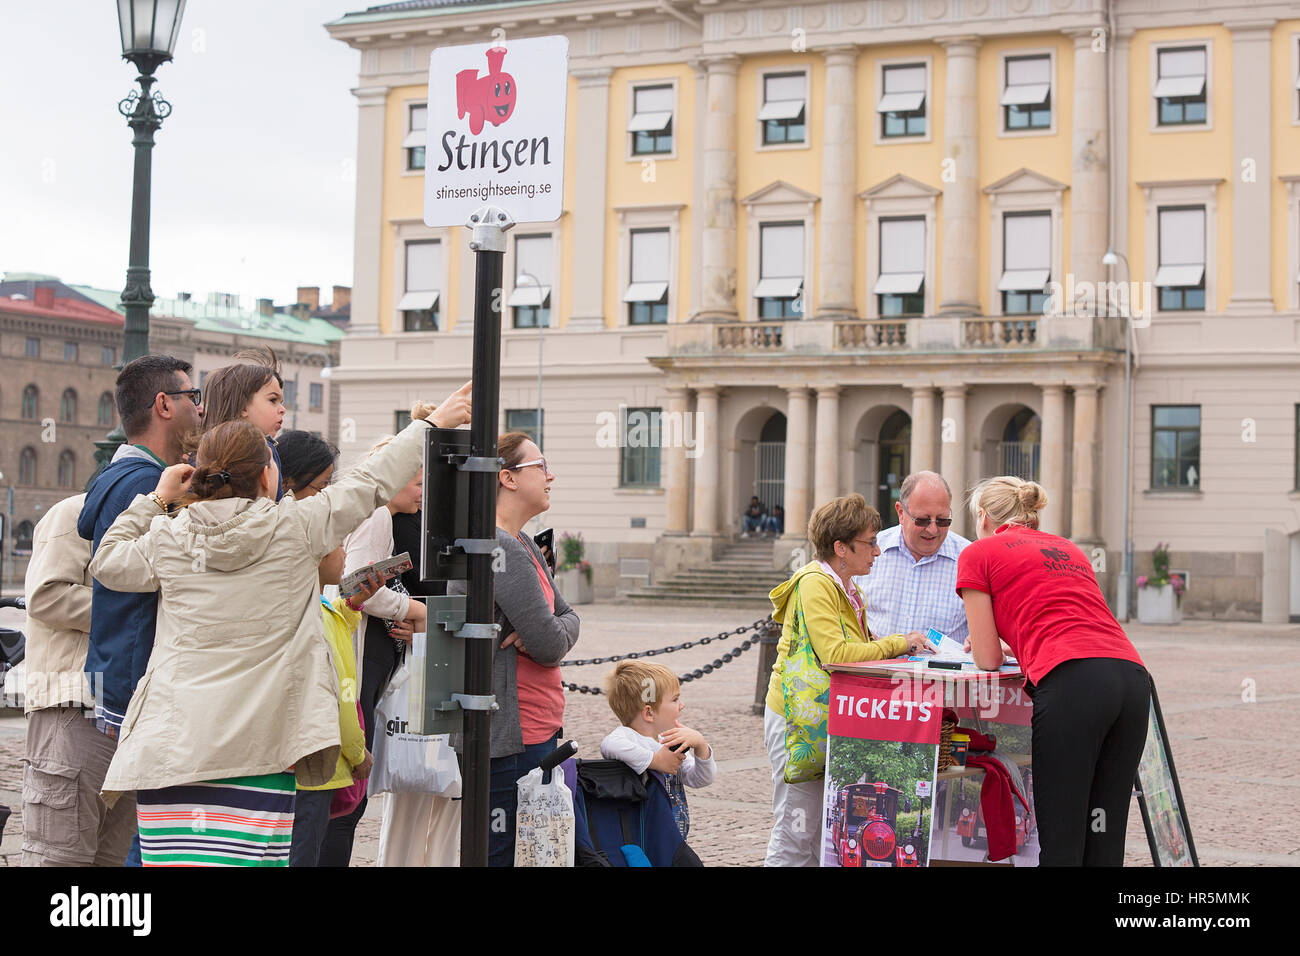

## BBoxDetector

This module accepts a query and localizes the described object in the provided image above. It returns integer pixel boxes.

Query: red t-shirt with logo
[954,524,1143,684]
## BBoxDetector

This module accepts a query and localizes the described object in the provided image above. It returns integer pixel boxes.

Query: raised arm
[87,495,163,593]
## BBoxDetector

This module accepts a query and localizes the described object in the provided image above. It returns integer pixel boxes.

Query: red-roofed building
[0,278,126,588]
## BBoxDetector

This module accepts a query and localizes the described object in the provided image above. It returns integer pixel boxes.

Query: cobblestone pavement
[2,602,1296,867]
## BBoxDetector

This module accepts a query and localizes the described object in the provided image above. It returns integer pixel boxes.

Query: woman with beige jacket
[90,383,470,867]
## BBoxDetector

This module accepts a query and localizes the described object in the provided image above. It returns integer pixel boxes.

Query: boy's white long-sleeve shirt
[600,726,716,789]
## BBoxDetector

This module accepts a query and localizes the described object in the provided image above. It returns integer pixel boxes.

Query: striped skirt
[136,772,296,866]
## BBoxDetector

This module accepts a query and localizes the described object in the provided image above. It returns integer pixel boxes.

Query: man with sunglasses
[45,356,204,867]
[855,470,971,646]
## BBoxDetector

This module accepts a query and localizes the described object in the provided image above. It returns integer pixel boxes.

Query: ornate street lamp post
[93,0,188,474]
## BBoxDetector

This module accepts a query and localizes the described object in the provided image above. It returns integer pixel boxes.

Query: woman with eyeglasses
[957,476,1148,866]
[448,431,580,867]
[763,494,936,867]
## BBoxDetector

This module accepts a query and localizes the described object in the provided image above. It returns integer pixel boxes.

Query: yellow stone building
[327,0,1300,621]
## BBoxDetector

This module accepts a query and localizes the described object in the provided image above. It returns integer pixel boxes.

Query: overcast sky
[0,1,364,309]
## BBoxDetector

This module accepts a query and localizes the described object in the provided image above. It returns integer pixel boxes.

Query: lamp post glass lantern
[93,0,188,479]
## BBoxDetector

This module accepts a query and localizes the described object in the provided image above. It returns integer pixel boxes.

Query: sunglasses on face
[151,388,202,409]
[900,503,952,529]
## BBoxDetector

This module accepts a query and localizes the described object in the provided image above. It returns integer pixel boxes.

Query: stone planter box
[1137,584,1182,625]
[555,568,593,605]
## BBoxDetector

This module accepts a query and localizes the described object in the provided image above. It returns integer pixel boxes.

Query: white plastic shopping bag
[371,661,462,797]
[514,764,575,867]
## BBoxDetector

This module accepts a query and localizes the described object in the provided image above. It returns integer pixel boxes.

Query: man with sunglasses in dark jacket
[70,356,202,865]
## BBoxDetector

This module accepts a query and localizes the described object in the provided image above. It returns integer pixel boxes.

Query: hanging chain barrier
[560,616,777,695]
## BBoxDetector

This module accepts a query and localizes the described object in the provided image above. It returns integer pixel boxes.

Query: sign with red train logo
[423,36,569,226]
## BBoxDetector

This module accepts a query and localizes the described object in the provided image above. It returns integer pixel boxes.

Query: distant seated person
[855,471,971,646]
[763,505,785,536]
[742,496,768,537]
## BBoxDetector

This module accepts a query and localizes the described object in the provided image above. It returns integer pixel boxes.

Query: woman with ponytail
[88,382,472,867]
[955,476,1149,866]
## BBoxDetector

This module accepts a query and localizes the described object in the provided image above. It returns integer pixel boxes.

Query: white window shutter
[1003,214,1051,271]
[631,230,670,282]
[405,241,441,292]
[760,224,804,279]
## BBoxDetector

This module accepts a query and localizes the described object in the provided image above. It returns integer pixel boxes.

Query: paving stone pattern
[1,605,1295,867]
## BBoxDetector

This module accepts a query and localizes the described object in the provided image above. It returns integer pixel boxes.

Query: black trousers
[1028,657,1150,866]
[318,630,402,867]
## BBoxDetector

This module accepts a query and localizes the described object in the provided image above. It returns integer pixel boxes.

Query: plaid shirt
[855,524,971,644]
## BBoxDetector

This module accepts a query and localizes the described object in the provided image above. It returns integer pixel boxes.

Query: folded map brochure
[339,552,413,599]
[907,627,1018,668]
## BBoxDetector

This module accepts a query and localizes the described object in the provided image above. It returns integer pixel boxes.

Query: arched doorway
[999,408,1041,481]
[755,413,787,510]
[877,410,911,528]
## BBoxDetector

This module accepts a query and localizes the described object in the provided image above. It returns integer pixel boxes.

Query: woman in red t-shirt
[955,476,1149,866]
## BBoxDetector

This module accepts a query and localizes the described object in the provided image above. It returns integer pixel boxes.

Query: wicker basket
[937,717,957,771]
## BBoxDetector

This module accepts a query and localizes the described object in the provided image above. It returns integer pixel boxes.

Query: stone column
[1039,384,1067,536]
[1226,19,1276,312]
[1067,29,1109,310]
[1071,384,1100,541]
[814,386,841,507]
[910,385,937,474]
[690,60,708,318]
[937,37,981,316]
[664,385,691,534]
[691,386,721,535]
[940,386,968,534]
[783,386,812,536]
[695,56,740,321]
[817,47,858,320]
[569,69,614,325]
[350,86,389,333]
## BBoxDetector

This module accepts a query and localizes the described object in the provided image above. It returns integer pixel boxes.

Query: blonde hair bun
[1017,481,1048,513]
[411,400,438,422]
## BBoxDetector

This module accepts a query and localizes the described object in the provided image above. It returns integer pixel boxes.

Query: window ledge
[614,486,664,495]
[1143,488,1202,497]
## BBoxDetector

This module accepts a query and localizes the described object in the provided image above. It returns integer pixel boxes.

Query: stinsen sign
[423,36,569,227]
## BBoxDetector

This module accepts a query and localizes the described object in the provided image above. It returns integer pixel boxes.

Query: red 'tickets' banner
[827,674,943,745]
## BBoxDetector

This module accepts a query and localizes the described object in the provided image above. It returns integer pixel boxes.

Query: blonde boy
[600,660,716,839]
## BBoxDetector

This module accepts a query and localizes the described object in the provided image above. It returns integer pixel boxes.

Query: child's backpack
[572,759,703,867]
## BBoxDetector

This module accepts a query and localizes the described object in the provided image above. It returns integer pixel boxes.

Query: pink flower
[1136,575,1148,588]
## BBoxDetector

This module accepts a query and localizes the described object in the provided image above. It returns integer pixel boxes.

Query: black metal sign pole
[461,206,512,866]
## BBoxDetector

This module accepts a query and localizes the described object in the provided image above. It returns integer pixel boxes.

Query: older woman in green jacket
[764,493,934,867]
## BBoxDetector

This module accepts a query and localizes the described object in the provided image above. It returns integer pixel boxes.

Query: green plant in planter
[558,531,593,584]
[1136,542,1186,605]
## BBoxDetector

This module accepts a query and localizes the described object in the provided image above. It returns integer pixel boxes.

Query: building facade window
[756,222,804,319]
[19,446,36,485]
[879,63,927,138]
[404,103,427,171]
[506,409,543,450]
[1000,211,1051,314]
[628,84,673,156]
[1002,54,1052,131]
[1295,404,1300,490]
[401,240,440,331]
[759,72,806,145]
[15,520,34,553]
[1155,45,1208,127]
[625,229,670,325]
[60,388,77,423]
[64,341,78,362]
[876,217,926,316]
[510,234,553,329]
[98,391,115,426]
[101,346,115,366]
[309,383,323,411]
[283,380,298,409]
[58,450,75,489]
[619,407,661,487]
[26,337,39,358]
[394,410,412,432]
[1151,405,1201,489]
[199,370,208,390]
[21,384,38,419]
[1156,206,1206,311]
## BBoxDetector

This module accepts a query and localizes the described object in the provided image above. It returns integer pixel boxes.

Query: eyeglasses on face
[151,388,202,409]
[508,457,548,474]
[900,503,952,528]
